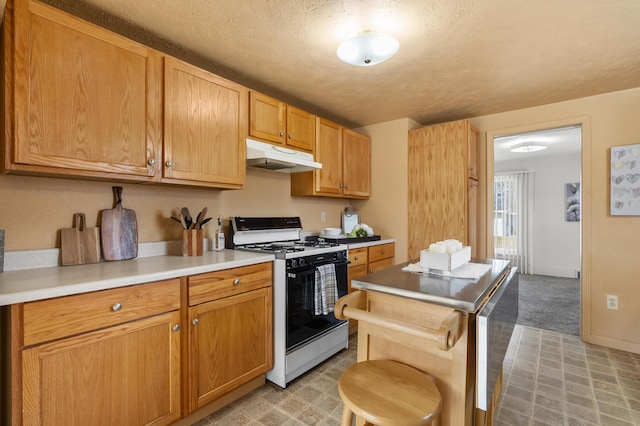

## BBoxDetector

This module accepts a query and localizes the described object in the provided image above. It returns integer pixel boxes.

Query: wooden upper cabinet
[314,118,343,195]
[249,92,286,144]
[342,128,371,198]
[286,106,315,152]
[163,57,247,188]
[4,1,162,179]
[291,118,370,199]
[249,91,315,152]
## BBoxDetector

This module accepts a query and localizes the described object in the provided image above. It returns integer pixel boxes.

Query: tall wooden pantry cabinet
[408,119,480,259]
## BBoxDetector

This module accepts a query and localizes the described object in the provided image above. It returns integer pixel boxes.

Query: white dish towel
[314,263,338,315]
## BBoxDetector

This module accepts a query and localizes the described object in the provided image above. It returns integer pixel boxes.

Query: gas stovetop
[229,216,347,259]
[234,240,345,259]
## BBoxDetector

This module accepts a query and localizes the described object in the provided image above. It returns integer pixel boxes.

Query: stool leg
[340,404,354,426]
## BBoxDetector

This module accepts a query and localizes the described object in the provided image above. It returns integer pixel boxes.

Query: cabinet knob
[148,158,156,166]
[165,161,173,167]
[354,256,359,260]
[172,324,180,332]
[381,250,385,254]
[192,318,199,326]
[233,278,240,285]
[344,185,349,189]
[112,302,122,312]
[339,184,344,188]
[369,269,373,274]
[288,133,294,139]
[279,131,285,137]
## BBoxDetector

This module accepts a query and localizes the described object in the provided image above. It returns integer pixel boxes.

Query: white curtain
[494,171,534,274]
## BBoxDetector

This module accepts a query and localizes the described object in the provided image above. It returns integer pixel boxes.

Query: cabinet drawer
[348,247,368,267]
[368,243,395,263]
[188,262,272,306]
[369,258,394,274]
[23,279,181,346]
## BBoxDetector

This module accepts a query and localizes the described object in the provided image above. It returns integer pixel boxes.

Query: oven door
[286,258,348,351]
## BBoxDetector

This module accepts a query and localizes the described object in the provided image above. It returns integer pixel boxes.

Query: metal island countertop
[350,257,511,312]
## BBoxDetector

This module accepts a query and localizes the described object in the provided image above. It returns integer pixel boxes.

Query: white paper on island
[420,246,471,271]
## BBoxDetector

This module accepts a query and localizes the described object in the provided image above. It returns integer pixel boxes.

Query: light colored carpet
[516,273,581,336]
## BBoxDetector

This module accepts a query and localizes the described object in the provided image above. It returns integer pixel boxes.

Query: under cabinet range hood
[246,138,322,173]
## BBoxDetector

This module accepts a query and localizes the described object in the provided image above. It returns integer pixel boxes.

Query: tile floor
[195,326,640,426]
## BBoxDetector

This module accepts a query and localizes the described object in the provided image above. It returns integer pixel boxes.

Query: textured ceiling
[17,1,640,127]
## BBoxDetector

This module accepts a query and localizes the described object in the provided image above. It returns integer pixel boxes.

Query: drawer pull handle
[112,303,122,312]
[381,250,386,254]
[192,318,199,326]
[172,324,180,332]
[233,278,240,285]
[354,256,359,260]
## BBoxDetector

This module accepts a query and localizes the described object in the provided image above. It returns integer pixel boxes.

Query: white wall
[495,152,581,277]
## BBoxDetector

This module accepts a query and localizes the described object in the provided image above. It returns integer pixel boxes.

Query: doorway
[487,120,585,336]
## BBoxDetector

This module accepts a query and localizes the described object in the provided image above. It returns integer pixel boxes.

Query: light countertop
[0,250,275,306]
[351,257,511,312]
[346,238,395,249]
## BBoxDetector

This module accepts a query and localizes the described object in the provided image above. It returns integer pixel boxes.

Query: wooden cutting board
[60,213,101,266]
[100,186,138,261]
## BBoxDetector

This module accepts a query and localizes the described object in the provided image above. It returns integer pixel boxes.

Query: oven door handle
[287,259,350,279]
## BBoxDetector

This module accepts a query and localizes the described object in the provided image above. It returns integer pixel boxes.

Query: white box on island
[420,245,471,271]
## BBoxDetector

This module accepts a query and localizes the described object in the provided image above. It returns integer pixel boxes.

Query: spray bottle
[215,215,225,251]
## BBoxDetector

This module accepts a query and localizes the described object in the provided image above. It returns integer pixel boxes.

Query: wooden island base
[336,290,501,426]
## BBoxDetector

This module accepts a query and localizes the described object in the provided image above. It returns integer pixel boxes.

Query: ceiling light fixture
[336,31,399,66]
[509,141,548,153]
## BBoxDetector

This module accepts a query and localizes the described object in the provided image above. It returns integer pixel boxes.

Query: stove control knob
[290,259,298,268]
[298,258,306,267]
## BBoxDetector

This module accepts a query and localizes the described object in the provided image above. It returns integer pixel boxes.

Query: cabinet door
[369,258,394,274]
[313,118,343,196]
[468,124,479,180]
[249,91,286,144]
[188,287,272,411]
[9,1,161,178]
[408,121,468,259]
[468,178,479,255]
[343,128,371,198]
[286,106,315,152]
[22,311,181,426]
[164,57,247,187]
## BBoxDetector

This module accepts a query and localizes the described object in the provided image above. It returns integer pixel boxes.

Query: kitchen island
[338,257,516,426]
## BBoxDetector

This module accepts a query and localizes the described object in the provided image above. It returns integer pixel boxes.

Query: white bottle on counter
[215,216,225,251]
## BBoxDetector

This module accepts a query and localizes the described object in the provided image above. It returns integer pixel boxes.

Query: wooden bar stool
[338,359,441,426]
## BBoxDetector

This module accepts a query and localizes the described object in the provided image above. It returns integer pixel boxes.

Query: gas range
[229,216,347,259]
[229,216,350,388]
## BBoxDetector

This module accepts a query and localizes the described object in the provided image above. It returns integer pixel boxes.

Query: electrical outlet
[606,294,618,310]
[321,211,326,222]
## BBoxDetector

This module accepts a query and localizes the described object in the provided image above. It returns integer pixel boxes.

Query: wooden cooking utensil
[60,213,101,266]
[100,187,138,261]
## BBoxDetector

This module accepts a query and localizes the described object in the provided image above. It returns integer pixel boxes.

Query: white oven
[230,217,349,388]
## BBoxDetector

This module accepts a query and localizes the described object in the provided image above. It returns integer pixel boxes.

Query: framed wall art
[565,183,580,222]
[610,143,640,216]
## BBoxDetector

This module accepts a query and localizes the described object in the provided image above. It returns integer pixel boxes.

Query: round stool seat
[338,359,441,426]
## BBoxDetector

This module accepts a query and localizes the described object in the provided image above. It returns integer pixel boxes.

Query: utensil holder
[182,229,203,256]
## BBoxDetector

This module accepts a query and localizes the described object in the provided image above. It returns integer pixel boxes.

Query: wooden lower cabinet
[6,262,274,425]
[22,310,181,426]
[187,263,273,412]
[347,242,395,334]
